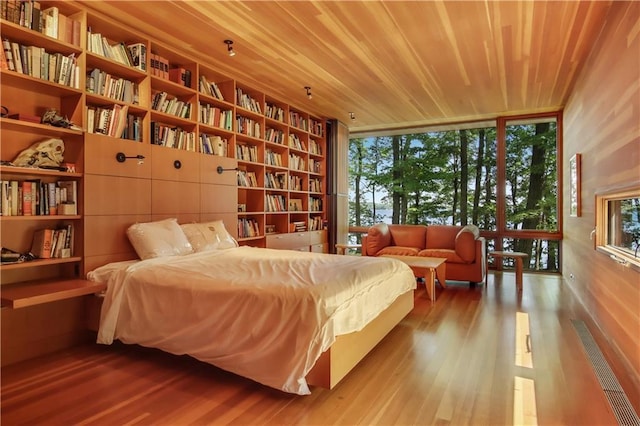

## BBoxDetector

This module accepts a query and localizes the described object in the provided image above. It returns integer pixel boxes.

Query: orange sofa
[361,223,486,284]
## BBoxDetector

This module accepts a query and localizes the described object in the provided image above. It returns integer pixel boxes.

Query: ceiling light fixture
[349,112,356,121]
[305,86,312,100]
[224,39,236,57]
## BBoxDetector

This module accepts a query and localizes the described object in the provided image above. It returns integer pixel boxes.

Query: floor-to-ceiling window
[348,112,562,272]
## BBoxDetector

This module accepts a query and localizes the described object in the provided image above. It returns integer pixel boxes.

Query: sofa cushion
[455,225,480,262]
[378,246,421,256]
[418,248,465,263]
[425,225,460,250]
[389,224,427,248]
[365,223,391,256]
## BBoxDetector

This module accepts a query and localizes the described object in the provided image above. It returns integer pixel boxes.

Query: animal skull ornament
[12,138,65,168]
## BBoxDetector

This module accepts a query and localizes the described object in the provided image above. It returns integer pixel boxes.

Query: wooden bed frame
[306,289,414,389]
[86,285,414,391]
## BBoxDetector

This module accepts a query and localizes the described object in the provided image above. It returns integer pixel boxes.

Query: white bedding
[88,246,416,394]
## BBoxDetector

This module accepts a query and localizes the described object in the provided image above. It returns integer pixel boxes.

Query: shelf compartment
[0,257,82,271]
[1,279,106,308]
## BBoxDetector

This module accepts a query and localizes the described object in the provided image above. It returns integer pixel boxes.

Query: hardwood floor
[2,272,638,425]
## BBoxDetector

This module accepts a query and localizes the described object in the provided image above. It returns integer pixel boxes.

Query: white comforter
[89,246,416,394]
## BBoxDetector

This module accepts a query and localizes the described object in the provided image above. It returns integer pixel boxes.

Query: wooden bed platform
[87,288,414,392]
[306,290,414,389]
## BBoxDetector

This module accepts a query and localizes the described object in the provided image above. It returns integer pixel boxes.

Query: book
[57,180,77,215]
[2,39,15,71]
[21,181,33,215]
[30,228,54,258]
[0,181,10,216]
[47,182,57,215]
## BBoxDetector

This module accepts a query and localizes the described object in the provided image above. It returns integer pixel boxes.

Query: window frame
[595,182,640,272]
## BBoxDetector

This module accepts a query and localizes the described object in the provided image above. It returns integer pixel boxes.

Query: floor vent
[572,319,640,426]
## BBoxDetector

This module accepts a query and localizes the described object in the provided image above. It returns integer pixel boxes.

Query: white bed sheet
[88,246,416,394]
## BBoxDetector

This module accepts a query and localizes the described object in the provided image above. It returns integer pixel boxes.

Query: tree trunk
[354,140,363,227]
[459,130,469,225]
[473,129,485,224]
[392,135,401,224]
[516,122,549,258]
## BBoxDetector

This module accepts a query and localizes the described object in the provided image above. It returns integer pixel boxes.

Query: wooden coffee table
[381,255,447,301]
[487,251,528,292]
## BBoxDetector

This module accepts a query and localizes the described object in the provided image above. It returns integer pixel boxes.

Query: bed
[87,219,416,395]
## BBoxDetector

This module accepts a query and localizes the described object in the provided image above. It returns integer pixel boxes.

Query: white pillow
[180,220,238,252]
[126,218,193,260]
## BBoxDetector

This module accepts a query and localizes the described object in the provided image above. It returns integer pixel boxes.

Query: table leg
[435,263,446,288]
[425,269,436,302]
[515,257,524,292]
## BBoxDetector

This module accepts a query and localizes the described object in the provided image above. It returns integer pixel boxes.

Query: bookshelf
[1,3,328,302]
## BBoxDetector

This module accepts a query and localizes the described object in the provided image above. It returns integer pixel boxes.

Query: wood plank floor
[2,272,639,425]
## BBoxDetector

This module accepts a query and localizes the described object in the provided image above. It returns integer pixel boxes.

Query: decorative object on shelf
[115,152,145,164]
[41,108,82,131]
[12,138,65,168]
[305,86,312,100]
[224,39,236,57]
[569,153,582,217]
[1,247,35,264]
[217,166,238,174]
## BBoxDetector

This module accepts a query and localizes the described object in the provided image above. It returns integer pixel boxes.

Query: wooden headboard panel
[83,134,238,276]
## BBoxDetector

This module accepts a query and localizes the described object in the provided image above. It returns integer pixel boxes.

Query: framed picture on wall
[570,153,582,217]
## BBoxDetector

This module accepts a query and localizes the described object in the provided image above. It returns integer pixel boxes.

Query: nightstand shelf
[1,279,106,308]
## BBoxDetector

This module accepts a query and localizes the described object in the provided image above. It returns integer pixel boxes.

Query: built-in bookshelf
[0,1,327,313]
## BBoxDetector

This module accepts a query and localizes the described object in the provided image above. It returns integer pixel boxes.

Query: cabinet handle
[174,160,182,169]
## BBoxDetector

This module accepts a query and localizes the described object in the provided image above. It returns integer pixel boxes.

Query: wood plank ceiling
[77,1,614,135]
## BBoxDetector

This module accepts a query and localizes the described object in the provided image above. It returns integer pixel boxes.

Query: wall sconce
[349,112,356,121]
[217,166,238,174]
[115,152,145,164]
[224,39,236,57]
[305,86,312,100]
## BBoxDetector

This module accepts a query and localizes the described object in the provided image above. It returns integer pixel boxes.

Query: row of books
[310,118,324,137]
[198,103,233,130]
[289,154,306,171]
[86,104,131,139]
[309,140,323,156]
[265,194,287,212]
[86,68,139,104]
[309,197,323,212]
[237,218,259,238]
[151,122,197,151]
[1,39,79,88]
[308,216,324,231]
[149,52,171,80]
[265,172,286,190]
[290,221,307,232]
[290,175,304,191]
[200,134,227,157]
[265,128,285,144]
[151,91,192,119]
[236,116,261,139]
[236,88,262,114]
[309,158,322,174]
[288,133,306,151]
[198,75,224,100]
[1,3,81,46]
[265,150,284,167]
[1,180,77,217]
[236,144,259,163]
[289,111,308,131]
[167,67,192,88]
[87,31,145,71]
[265,103,285,122]
[237,170,258,188]
[309,178,322,193]
[30,225,73,259]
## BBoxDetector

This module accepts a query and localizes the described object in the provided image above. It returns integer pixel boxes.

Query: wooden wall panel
[84,134,152,178]
[84,215,151,257]
[200,184,238,213]
[563,2,640,384]
[1,298,92,367]
[151,181,200,215]
[84,175,152,216]
[151,146,200,183]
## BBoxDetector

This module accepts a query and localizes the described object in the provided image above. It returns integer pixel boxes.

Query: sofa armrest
[363,223,391,256]
[455,224,480,262]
